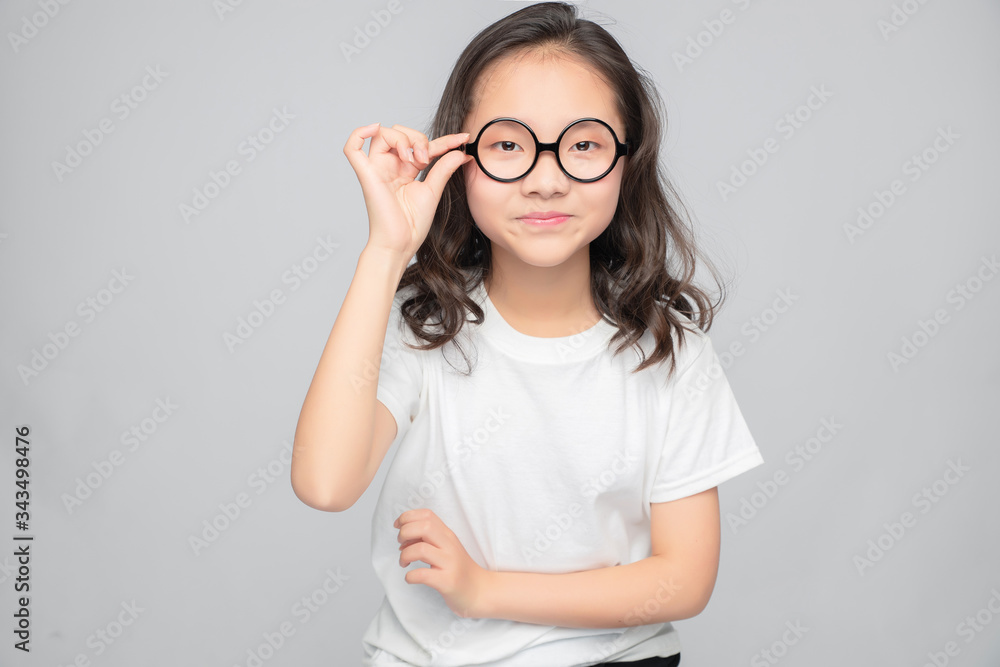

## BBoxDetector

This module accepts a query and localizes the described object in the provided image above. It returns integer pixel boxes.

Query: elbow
[290,437,365,512]
[676,578,716,621]
[680,590,712,620]
[649,558,717,622]
[291,481,354,513]
[651,587,711,624]
[290,467,358,513]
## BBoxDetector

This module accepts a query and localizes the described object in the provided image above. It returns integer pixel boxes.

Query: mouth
[518,211,571,226]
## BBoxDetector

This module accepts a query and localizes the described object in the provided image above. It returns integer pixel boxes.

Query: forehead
[466,51,623,138]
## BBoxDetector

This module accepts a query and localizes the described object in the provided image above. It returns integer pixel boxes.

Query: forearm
[474,556,709,628]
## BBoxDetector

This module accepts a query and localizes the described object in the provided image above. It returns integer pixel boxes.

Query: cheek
[463,167,493,225]
[592,180,622,213]
[462,160,476,181]
[464,167,507,208]
[463,163,488,202]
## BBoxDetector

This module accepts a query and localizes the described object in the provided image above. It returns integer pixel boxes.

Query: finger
[394,508,426,528]
[398,520,448,550]
[391,124,431,164]
[342,121,382,173]
[396,522,431,548]
[426,132,472,163]
[422,148,475,199]
[403,131,472,170]
[371,125,418,165]
[401,542,442,568]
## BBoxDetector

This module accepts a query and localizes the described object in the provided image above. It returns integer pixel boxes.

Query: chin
[502,245,580,268]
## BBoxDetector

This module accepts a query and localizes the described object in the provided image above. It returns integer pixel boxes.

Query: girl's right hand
[344,122,473,260]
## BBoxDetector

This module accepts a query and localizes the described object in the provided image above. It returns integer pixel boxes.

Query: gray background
[2,0,999,665]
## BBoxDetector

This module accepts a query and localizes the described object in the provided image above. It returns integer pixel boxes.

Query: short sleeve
[650,328,764,503]
[376,292,424,448]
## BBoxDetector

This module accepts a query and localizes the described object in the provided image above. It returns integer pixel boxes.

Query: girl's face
[462,52,626,273]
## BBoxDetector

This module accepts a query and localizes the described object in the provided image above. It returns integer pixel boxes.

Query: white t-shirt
[362,281,764,667]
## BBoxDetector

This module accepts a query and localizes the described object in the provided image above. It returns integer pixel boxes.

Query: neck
[483,246,601,338]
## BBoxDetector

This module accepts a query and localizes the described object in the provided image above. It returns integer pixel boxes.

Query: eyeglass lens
[476,120,617,181]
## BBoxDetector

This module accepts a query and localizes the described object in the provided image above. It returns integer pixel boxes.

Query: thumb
[423,150,473,200]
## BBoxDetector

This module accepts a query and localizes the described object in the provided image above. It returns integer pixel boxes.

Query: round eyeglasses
[461,117,632,183]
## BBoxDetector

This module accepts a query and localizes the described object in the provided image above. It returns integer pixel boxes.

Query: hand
[394,508,491,619]
[343,122,473,260]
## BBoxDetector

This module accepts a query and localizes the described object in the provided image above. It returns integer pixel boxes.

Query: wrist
[469,567,497,620]
[359,245,411,281]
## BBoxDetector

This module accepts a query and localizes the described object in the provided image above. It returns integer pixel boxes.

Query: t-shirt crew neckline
[471,281,619,363]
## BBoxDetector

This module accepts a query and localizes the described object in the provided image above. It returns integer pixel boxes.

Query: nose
[521,147,569,195]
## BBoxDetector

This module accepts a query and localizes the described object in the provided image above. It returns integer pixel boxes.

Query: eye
[570,141,597,152]
[490,141,523,153]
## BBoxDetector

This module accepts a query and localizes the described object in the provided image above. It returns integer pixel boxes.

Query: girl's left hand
[394,508,491,619]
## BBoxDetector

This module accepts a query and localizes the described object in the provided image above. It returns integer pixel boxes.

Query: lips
[518,210,571,221]
[519,215,569,227]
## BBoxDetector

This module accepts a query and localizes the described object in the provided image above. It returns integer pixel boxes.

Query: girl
[292,3,764,665]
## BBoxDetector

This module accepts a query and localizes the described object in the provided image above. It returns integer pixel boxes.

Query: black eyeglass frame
[461,117,632,183]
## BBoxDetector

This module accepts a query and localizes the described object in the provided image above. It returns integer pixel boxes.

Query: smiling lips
[518,211,571,226]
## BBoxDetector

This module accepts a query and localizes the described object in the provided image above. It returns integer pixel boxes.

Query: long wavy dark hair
[398,1,728,379]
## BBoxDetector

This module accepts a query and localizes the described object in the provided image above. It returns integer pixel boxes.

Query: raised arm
[291,121,472,512]
[291,247,408,512]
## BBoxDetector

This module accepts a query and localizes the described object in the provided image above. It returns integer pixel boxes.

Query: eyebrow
[478,116,614,129]
[472,116,625,140]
